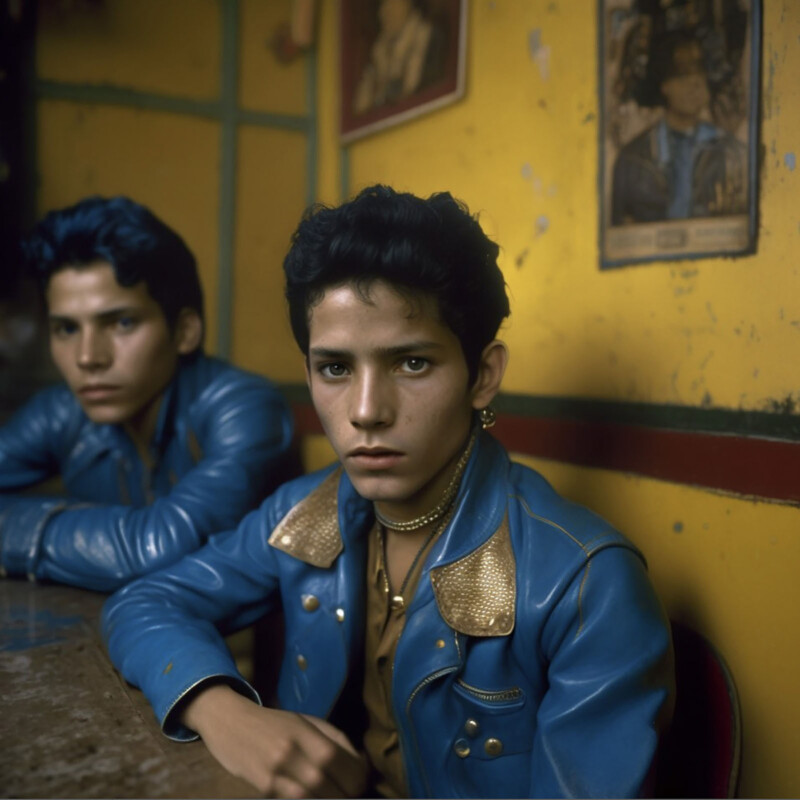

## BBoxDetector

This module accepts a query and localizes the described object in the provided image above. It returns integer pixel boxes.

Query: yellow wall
[32,0,800,796]
[313,1,800,797]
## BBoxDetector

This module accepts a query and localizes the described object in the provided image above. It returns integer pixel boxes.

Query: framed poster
[340,0,467,144]
[599,0,761,268]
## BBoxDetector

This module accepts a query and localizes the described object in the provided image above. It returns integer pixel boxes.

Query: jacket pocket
[443,682,535,797]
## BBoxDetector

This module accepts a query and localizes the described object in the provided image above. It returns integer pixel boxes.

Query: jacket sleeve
[102,494,292,741]
[1,375,294,592]
[0,388,76,577]
[529,546,675,799]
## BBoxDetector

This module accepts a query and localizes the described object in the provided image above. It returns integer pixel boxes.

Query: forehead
[307,280,447,345]
[47,262,156,315]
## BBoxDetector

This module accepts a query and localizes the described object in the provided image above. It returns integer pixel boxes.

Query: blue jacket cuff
[0,498,67,579]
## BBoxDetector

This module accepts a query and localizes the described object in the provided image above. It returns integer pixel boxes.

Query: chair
[654,620,742,798]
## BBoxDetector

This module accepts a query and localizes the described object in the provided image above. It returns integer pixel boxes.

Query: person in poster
[609,0,750,226]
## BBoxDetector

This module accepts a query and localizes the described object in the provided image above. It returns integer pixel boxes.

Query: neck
[664,108,700,133]
[123,395,164,468]
[374,427,477,533]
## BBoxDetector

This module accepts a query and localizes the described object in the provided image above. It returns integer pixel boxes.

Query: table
[0,580,259,798]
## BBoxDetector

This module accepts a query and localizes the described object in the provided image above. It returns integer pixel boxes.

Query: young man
[103,186,674,798]
[0,196,294,591]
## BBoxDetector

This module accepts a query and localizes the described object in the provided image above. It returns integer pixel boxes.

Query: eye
[116,315,138,332]
[319,362,349,379]
[50,320,78,339]
[399,357,429,374]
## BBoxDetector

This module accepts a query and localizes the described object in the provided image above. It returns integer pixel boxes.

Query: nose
[349,370,394,430]
[77,327,112,371]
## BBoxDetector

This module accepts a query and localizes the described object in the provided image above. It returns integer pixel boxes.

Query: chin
[80,405,129,426]
[348,473,413,504]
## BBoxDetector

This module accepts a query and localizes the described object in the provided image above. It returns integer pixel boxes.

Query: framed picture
[598,0,761,268]
[340,0,467,144]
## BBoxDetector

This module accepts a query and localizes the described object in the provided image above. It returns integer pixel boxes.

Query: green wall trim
[492,393,800,441]
[340,144,350,201]
[278,382,800,442]
[237,108,312,131]
[36,80,315,132]
[215,0,239,358]
[36,79,222,118]
[305,45,318,206]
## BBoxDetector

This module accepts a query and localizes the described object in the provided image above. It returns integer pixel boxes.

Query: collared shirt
[361,521,442,798]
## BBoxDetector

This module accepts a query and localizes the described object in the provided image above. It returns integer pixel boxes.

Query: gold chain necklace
[373,428,477,533]
[378,507,453,610]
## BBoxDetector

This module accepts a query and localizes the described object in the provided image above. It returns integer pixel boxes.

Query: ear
[174,308,204,356]
[470,340,509,411]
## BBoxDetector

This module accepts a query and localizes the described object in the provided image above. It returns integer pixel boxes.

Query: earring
[479,406,496,429]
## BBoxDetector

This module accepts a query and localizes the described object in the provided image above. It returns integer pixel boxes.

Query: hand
[182,684,369,798]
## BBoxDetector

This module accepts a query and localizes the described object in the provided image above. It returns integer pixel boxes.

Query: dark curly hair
[22,195,203,330]
[283,184,510,384]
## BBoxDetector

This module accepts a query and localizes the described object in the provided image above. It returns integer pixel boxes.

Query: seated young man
[103,186,674,798]
[0,196,294,591]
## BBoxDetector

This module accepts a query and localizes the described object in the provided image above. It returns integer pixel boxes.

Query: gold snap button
[464,718,479,737]
[484,737,503,757]
[453,738,470,758]
[301,594,320,611]
[435,639,446,649]
[336,608,345,622]
[296,654,308,671]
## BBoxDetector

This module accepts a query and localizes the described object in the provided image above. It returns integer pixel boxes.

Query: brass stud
[335,608,345,622]
[464,718,479,737]
[296,654,308,671]
[453,739,470,758]
[435,639,446,649]
[484,737,503,757]
[301,594,320,612]
[390,595,405,610]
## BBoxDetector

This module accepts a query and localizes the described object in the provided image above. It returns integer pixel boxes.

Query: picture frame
[598,0,761,268]
[339,0,467,144]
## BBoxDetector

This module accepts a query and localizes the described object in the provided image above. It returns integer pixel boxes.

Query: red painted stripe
[291,403,800,505]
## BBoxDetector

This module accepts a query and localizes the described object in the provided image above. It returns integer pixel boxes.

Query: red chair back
[655,620,742,798]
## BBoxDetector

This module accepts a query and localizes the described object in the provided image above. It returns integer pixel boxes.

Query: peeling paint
[705,302,717,324]
[535,215,549,236]
[701,391,713,407]
[520,162,533,180]
[673,522,684,533]
[515,248,529,269]
[582,112,595,124]
[528,29,551,81]
[763,394,798,414]
[785,152,796,171]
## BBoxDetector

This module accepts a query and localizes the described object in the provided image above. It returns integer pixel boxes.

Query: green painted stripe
[36,79,222,119]
[305,45,318,206]
[340,144,350,201]
[215,0,239,358]
[237,108,312,131]
[277,382,800,441]
[36,81,315,132]
[492,393,800,441]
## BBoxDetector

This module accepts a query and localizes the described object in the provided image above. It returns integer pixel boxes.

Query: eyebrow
[309,340,444,360]
[48,306,141,324]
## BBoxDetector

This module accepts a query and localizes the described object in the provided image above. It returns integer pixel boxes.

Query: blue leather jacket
[0,353,293,591]
[103,432,674,798]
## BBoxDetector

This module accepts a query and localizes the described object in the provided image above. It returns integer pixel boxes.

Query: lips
[347,446,404,470]
[78,384,122,402]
